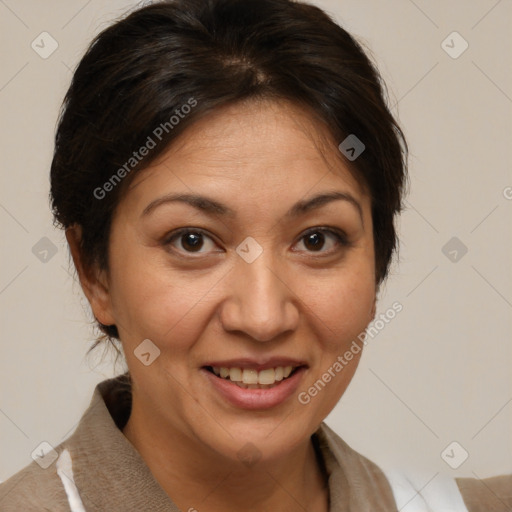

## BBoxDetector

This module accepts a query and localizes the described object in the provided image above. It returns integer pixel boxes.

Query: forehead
[128,99,368,205]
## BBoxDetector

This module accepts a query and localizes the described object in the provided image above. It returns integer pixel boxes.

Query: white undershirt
[381,466,469,512]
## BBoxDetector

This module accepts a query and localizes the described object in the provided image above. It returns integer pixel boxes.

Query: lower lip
[202,367,306,410]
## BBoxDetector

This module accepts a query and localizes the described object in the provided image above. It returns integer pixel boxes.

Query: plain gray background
[1,0,511,483]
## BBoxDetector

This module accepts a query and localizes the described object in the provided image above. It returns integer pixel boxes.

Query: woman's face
[95,100,376,463]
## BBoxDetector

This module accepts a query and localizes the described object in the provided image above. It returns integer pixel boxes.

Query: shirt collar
[66,373,396,511]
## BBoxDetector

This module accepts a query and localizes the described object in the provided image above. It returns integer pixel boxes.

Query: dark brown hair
[50,0,408,342]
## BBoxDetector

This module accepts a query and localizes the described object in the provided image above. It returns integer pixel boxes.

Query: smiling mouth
[204,365,303,389]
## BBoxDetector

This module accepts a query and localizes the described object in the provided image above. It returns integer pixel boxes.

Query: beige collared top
[1,374,510,511]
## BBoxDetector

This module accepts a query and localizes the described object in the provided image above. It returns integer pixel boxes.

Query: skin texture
[68,99,377,512]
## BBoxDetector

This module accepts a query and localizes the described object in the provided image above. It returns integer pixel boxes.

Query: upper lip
[203,358,308,371]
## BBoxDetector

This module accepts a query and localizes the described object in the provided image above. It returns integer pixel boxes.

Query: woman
[1,0,510,510]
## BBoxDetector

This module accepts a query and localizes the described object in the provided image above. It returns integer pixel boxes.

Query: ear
[369,295,377,321]
[65,225,116,327]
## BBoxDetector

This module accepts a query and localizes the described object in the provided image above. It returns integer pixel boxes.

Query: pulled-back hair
[50,0,408,342]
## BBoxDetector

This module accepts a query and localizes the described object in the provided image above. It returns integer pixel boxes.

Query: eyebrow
[141,191,363,224]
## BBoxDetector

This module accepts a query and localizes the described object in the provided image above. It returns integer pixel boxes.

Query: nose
[218,254,300,342]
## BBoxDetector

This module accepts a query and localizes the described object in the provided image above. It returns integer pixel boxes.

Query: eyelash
[163,227,351,257]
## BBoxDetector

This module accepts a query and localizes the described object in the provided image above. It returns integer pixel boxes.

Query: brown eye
[180,232,204,252]
[294,228,349,254]
[166,229,218,254]
[303,232,325,251]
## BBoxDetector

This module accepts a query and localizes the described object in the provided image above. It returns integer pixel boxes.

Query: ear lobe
[65,225,115,327]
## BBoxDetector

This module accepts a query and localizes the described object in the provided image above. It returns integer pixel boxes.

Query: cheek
[297,273,374,417]
[107,247,217,350]
[302,269,375,347]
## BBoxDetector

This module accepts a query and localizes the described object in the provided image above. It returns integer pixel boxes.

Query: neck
[122,399,329,512]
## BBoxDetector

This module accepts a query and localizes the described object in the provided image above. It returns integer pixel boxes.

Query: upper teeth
[212,366,294,385]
